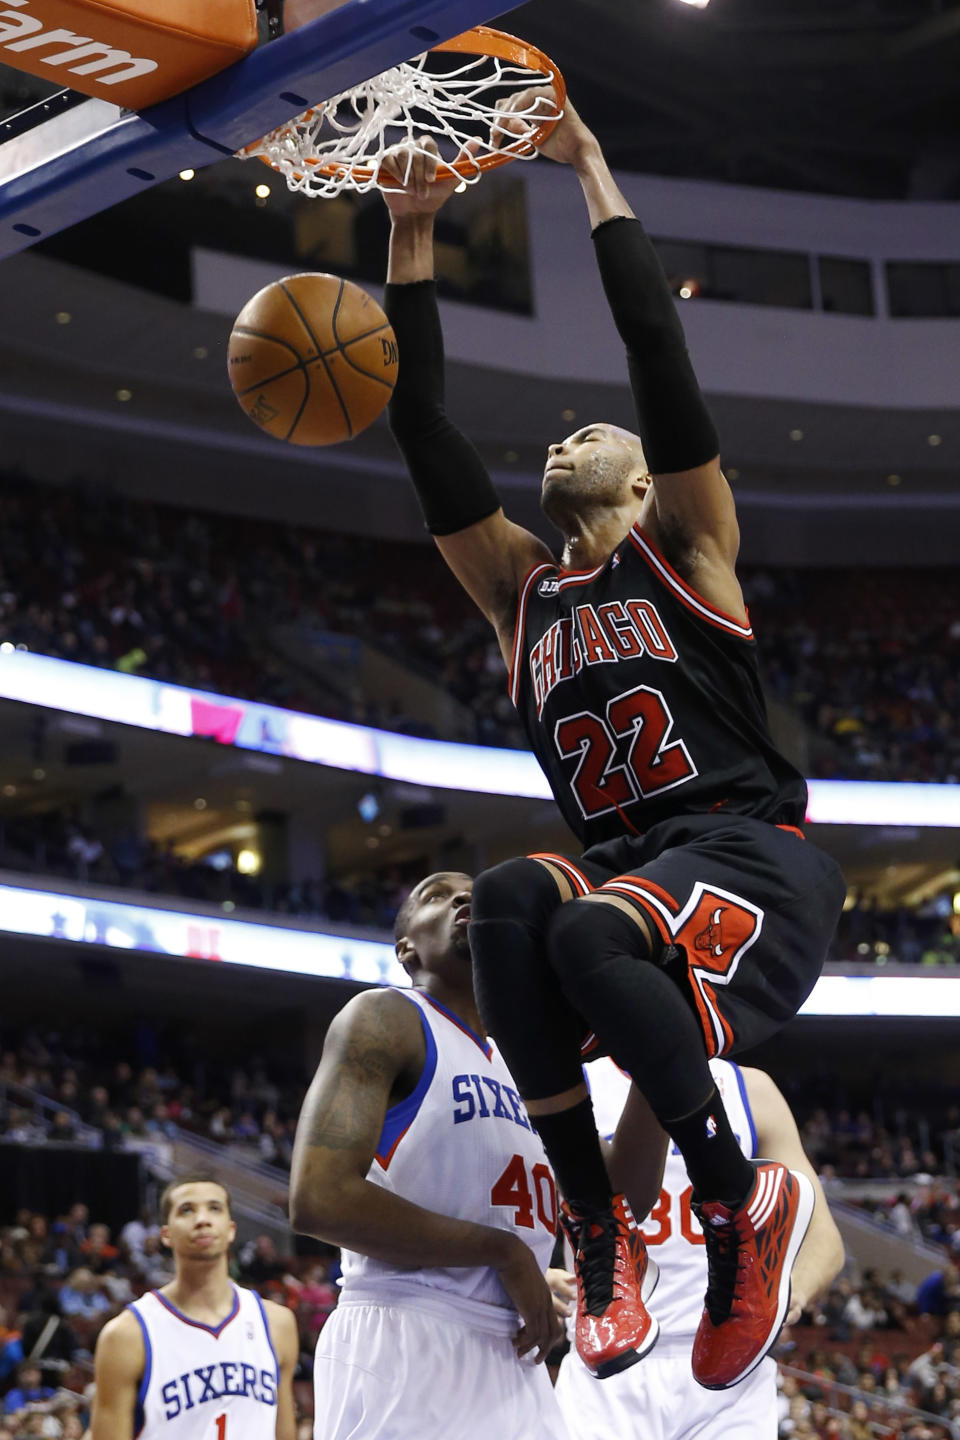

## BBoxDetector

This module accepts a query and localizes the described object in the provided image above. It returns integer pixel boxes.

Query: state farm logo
[0,0,158,87]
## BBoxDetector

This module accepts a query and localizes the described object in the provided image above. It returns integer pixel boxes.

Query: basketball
[227,273,399,446]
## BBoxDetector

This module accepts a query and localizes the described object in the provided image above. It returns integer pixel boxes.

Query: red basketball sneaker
[561,1192,659,1379]
[691,1160,814,1391]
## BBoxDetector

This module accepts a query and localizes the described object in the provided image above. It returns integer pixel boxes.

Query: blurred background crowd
[1,473,957,779]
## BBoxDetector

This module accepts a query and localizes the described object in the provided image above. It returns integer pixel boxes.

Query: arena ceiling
[507,0,960,199]
[0,1,958,561]
[1,1,958,200]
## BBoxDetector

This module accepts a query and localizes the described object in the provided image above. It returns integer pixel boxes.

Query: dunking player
[380,89,846,1389]
[554,1057,844,1438]
[91,1177,298,1440]
[289,871,568,1440]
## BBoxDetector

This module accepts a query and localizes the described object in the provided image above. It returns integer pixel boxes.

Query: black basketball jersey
[508,524,807,847]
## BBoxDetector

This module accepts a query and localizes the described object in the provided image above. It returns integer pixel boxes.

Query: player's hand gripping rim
[496,1238,565,1363]
[379,134,482,216]
[492,84,595,168]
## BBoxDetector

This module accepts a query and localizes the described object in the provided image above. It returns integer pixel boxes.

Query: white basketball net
[238,46,561,199]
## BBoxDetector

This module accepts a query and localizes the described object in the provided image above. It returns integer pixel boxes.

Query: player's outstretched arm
[90,1310,144,1440]
[500,89,746,622]
[382,143,553,662]
[743,1067,845,1323]
[289,989,562,1360]
[262,1300,299,1440]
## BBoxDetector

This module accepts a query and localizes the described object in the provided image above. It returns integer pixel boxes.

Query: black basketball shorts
[531,813,846,1059]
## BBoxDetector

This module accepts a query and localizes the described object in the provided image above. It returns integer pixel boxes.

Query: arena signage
[0,650,958,826]
[0,878,406,985]
[0,0,158,86]
[0,876,956,1017]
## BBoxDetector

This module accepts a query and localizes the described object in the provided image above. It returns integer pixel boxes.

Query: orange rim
[250,25,565,185]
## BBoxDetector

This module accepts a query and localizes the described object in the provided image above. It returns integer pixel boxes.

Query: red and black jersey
[508,524,807,847]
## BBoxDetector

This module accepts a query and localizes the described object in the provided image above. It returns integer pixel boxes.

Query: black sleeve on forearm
[592,216,720,475]
[384,280,501,536]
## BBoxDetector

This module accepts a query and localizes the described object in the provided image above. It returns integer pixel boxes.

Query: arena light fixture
[236,848,261,875]
[675,0,711,8]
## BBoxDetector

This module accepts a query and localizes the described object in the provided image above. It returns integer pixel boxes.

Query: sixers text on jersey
[160,1364,277,1419]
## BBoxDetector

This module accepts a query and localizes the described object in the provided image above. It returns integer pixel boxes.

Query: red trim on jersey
[628,527,754,639]
[777,824,806,841]
[593,883,671,943]
[556,562,607,589]
[601,874,679,913]
[422,993,492,1060]
[375,1126,412,1170]
[528,852,594,897]
[508,563,552,706]
[153,1287,240,1338]
[698,979,734,1058]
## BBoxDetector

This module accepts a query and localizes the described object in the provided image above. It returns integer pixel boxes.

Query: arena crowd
[1,473,957,779]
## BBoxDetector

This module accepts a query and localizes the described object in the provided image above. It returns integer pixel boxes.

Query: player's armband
[592,217,720,477]
[384,281,501,536]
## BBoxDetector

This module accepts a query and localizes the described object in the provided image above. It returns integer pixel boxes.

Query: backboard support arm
[0,0,507,261]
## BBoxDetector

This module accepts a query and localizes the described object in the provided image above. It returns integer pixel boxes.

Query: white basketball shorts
[554,1340,777,1440]
[313,1295,570,1440]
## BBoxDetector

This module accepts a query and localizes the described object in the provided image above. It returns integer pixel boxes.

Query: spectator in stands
[80,1224,118,1275]
[916,1261,960,1317]
[47,1109,76,1143]
[118,1206,157,1265]
[2,1364,53,1415]
[844,1285,890,1331]
[848,1399,872,1440]
[58,1269,109,1321]
[0,1307,22,1388]
[239,1234,287,1288]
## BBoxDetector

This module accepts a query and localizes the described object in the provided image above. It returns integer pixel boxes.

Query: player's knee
[471,856,564,931]
[548,897,657,1001]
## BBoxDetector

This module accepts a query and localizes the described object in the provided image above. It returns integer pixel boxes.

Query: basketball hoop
[236,26,565,199]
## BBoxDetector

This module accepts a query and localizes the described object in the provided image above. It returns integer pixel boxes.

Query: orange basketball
[227,273,398,446]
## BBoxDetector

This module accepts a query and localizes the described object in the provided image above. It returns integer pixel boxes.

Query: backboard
[0,0,506,261]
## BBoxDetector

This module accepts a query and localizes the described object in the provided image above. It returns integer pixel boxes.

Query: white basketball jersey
[340,989,557,1333]
[585,1055,757,1341]
[127,1285,278,1440]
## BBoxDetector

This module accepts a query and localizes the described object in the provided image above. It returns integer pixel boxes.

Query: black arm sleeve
[592,217,720,475]
[384,280,501,536]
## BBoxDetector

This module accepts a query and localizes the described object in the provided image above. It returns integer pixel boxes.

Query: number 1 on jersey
[215,1415,227,1440]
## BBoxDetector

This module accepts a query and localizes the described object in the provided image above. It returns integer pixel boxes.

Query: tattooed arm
[288,990,561,1358]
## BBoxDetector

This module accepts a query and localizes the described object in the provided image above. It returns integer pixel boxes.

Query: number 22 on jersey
[555,685,697,820]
